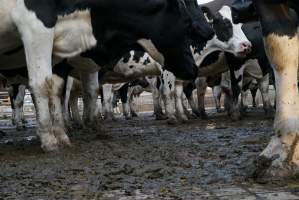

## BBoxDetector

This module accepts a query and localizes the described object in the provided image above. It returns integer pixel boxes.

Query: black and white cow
[179,0,255,120]
[0,0,215,151]
[186,1,275,121]
[65,1,254,124]
[101,79,149,121]
[232,0,299,179]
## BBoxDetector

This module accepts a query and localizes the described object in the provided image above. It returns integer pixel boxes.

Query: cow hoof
[16,125,26,131]
[187,113,197,120]
[230,113,242,121]
[104,117,117,122]
[200,112,208,120]
[216,108,224,113]
[40,134,59,152]
[178,115,189,123]
[156,114,168,120]
[125,116,132,120]
[167,117,179,125]
[131,113,138,118]
[53,127,71,147]
[248,155,296,183]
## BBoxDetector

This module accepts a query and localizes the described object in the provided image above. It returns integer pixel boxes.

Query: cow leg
[258,74,274,117]
[161,71,177,124]
[241,90,250,114]
[14,85,26,131]
[8,85,16,126]
[196,78,208,120]
[187,96,200,119]
[127,87,138,118]
[251,87,258,108]
[102,84,116,121]
[48,74,70,147]
[119,84,131,120]
[212,86,222,113]
[12,4,70,151]
[175,81,188,123]
[81,72,99,129]
[63,76,73,129]
[183,82,200,118]
[149,79,166,120]
[252,3,299,178]
[69,89,83,129]
[8,84,26,130]
[129,95,138,118]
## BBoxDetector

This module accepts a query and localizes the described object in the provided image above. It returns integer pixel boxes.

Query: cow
[177,0,254,120]
[251,0,299,180]
[232,0,299,180]
[63,0,254,125]
[8,83,27,130]
[187,17,274,121]
[101,79,150,121]
[0,0,215,152]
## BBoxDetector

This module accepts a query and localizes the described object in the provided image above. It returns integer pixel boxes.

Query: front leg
[160,70,177,124]
[119,84,131,120]
[174,80,188,123]
[258,74,274,117]
[252,1,299,179]
[196,77,208,120]
[212,86,222,113]
[63,76,73,129]
[12,2,69,151]
[240,90,250,114]
[14,85,26,131]
[81,71,100,128]
[147,77,166,120]
[183,81,201,118]
[102,84,116,121]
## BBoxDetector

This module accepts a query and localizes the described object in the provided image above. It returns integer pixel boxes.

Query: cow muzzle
[236,41,252,57]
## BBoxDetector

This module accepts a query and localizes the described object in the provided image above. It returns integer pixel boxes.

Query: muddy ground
[1,109,299,199]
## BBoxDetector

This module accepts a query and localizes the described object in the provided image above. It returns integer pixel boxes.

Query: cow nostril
[241,43,252,52]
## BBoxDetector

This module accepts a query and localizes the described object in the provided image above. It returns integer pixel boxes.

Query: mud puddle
[0,109,295,199]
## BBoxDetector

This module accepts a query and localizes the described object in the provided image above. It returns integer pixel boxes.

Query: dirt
[0,108,291,199]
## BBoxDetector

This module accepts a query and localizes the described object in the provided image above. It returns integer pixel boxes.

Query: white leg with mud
[102,84,115,121]
[14,85,26,130]
[49,75,70,146]
[175,80,188,122]
[11,1,70,151]
[213,86,222,112]
[258,74,273,116]
[161,70,177,124]
[255,33,299,178]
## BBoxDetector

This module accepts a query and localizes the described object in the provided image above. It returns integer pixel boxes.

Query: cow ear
[201,6,214,23]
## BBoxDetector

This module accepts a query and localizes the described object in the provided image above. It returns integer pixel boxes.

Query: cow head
[202,5,252,58]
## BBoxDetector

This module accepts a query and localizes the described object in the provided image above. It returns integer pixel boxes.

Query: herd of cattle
[0,0,298,179]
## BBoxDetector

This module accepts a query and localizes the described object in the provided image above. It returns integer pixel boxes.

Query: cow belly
[113,62,161,78]
[54,10,97,58]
